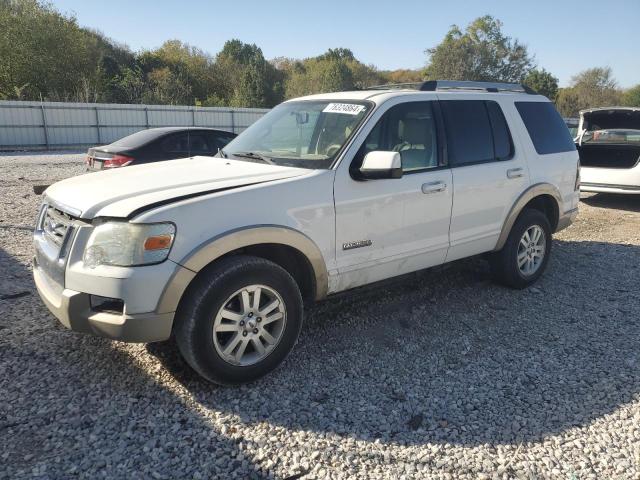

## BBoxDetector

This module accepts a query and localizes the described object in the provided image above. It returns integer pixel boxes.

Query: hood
[581,107,640,131]
[44,156,310,220]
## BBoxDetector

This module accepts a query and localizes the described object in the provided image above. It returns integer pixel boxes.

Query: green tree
[622,84,640,107]
[202,93,226,107]
[151,40,215,103]
[423,15,534,82]
[379,69,424,84]
[231,58,269,108]
[137,40,217,105]
[317,48,356,63]
[10,1,630,112]
[0,0,134,101]
[555,88,581,118]
[281,47,376,98]
[523,68,558,100]
[213,39,280,107]
[218,40,264,65]
[284,57,354,98]
[316,59,354,92]
[556,67,622,116]
[142,67,192,105]
[111,66,146,104]
[344,60,383,89]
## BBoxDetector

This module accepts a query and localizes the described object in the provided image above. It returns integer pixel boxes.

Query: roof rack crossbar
[368,80,537,95]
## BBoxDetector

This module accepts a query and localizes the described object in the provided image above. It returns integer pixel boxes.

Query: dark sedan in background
[85,127,236,170]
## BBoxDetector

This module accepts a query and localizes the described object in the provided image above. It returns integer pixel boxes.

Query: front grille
[40,205,75,249]
[34,203,79,287]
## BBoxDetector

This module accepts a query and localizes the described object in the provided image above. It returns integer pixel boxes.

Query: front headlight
[83,222,175,268]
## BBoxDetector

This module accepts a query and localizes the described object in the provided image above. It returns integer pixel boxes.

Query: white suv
[33,81,580,384]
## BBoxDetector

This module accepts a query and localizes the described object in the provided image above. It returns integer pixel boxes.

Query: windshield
[581,129,640,144]
[222,100,371,169]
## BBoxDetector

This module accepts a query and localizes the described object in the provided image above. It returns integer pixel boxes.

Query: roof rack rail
[367,82,424,90]
[368,80,537,95]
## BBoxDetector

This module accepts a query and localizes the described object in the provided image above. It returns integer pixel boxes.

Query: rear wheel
[174,255,303,385]
[490,209,552,289]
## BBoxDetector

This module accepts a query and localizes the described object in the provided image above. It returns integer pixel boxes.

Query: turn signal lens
[144,235,173,251]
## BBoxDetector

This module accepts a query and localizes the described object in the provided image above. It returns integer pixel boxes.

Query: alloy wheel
[517,225,546,276]
[212,284,287,366]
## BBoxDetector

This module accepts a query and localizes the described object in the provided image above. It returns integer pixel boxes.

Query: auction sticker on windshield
[323,103,366,115]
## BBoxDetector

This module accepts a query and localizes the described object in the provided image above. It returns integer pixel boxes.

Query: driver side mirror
[359,151,403,179]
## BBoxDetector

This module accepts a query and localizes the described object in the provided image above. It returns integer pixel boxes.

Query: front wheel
[489,209,552,289]
[174,255,303,385]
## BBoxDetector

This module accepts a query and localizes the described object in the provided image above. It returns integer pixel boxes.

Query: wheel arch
[494,183,562,251]
[157,225,329,315]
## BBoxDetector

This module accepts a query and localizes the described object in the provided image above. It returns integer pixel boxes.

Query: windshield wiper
[231,151,275,165]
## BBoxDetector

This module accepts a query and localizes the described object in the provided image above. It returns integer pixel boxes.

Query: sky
[52,0,640,88]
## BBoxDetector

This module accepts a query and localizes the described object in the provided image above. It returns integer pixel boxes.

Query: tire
[174,255,303,385]
[489,208,552,289]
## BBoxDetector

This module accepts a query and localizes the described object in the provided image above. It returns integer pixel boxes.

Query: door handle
[421,181,447,194]
[507,168,524,179]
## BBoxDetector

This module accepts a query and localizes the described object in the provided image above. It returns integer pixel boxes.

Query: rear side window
[189,133,213,154]
[486,101,513,160]
[440,100,495,166]
[161,133,190,154]
[515,102,576,155]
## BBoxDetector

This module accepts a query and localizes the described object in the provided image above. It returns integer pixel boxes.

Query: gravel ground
[1,152,639,480]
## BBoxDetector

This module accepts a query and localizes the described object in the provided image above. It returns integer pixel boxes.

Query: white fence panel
[0,100,269,150]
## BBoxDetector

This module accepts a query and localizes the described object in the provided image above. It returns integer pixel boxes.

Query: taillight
[84,155,91,165]
[103,155,134,168]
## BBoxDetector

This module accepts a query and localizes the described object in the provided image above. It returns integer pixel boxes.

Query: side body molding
[159,226,329,313]
[494,183,563,251]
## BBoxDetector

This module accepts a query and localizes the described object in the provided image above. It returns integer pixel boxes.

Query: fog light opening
[90,295,124,314]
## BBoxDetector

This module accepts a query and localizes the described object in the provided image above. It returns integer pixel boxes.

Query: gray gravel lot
[1,152,639,479]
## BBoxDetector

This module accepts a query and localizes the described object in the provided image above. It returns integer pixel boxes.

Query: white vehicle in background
[564,117,579,138]
[578,107,640,194]
[33,81,580,385]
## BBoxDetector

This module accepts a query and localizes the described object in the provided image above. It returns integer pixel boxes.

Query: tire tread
[490,208,552,289]
[174,255,302,385]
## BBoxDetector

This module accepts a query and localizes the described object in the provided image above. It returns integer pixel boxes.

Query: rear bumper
[556,207,579,232]
[580,182,640,194]
[580,164,640,194]
[34,263,174,343]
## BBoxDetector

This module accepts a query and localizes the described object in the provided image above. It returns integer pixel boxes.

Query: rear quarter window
[515,102,576,155]
[486,101,513,160]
